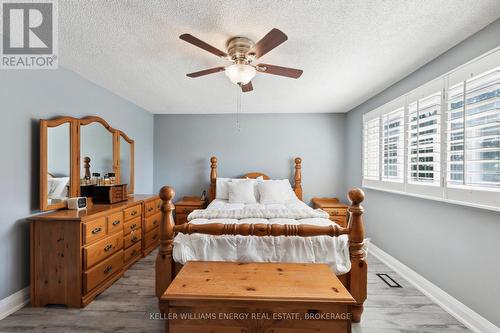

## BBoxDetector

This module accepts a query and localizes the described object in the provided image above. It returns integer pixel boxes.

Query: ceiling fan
[180,28,303,92]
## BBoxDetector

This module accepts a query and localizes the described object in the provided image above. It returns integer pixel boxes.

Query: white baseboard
[0,287,29,321]
[369,243,500,333]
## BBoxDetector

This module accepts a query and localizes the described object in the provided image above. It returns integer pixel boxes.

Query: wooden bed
[155,156,367,322]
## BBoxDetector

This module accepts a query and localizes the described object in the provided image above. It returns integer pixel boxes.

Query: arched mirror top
[118,130,134,144]
[80,116,116,134]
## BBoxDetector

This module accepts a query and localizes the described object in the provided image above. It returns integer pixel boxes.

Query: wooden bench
[160,261,355,333]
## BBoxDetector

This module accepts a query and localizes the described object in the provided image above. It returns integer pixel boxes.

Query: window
[362,48,500,211]
[363,117,380,180]
[447,67,500,189]
[408,92,441,186]
[382,108,404,182]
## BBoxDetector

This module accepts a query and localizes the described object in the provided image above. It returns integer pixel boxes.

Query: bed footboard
[155,185,367,322]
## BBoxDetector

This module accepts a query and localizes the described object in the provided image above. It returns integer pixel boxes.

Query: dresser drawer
[83,231,123,270]
[175,213,188,225]
[323,207,348,216]
[145,201,156,217]
[123,216,141,235]
[83,250,123,294]
[124,205,142,221]
[107,211,124,235]
[83,217,107,245]
[175,206,198,215]
[144,227,160,248]
[145,212,161,232]
[330,216,347,228]
[124,242,142,264]
[124,229,142,249]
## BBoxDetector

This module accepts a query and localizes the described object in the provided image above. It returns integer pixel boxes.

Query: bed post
[293,157,303,200]
[208,156,217,202]
[347,188,367,323]
[155,186,175,298]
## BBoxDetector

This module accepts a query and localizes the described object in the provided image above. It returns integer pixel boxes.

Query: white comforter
[173,199,351,275]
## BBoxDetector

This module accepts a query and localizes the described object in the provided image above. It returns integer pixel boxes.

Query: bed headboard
[208,156,303,202]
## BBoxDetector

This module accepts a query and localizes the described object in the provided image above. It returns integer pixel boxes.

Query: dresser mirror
[39,116,135,211]
[80,119,114,181]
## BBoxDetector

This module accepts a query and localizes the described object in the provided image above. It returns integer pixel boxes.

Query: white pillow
[216,177,232,199]
[233,178,260,201]
[258,181,287,204]
[260,179,295,202]
[48,177,69,199]
[227,181,257,204]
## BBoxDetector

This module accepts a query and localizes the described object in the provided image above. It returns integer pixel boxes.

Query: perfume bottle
[108,172,116,185]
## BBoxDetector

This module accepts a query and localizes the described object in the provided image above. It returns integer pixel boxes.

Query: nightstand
[311,197,349,228]
[175,196,207,225]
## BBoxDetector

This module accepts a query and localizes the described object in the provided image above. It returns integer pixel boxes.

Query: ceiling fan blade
[186,67,225,78]
[250,28,288,59]
[180,34,228,58]
[241,81,253,92]
[257,64,303,79]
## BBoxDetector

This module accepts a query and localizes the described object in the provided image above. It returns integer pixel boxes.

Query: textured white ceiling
[59,1,500,114]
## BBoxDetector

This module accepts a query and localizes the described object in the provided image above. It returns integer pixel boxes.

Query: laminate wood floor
[0,250,470,333]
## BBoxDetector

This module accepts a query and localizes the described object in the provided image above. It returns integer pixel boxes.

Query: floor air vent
[376,273,402,288]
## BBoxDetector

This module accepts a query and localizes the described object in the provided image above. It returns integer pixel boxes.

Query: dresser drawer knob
[131,211,137,216]
[152,234,158,240]
[104,265,113,274]
[131,236,139,242]
[130,223,137,230]
[91,227,102,235]
[104,244,113,252]
[131,250,138,257]
[153,219,158,226]
[148,207,154,212]
[330,209,338,215]
[183,208,190,214]
[112,220,121,226]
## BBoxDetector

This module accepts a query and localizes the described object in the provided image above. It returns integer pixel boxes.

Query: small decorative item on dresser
[311,197,349,228]
[175,196,207,225]
[93,184,128,204]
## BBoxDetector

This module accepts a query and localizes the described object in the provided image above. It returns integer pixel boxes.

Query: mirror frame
[117,130,135,195]
[39,116,135,211]
[39,117,79,211]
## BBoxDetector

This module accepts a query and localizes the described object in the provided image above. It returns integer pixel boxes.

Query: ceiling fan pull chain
[236,86,242,132]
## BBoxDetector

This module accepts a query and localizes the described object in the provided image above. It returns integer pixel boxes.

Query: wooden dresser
[311,197,349,228]
[29,194,160,308]
[174,196,207,225]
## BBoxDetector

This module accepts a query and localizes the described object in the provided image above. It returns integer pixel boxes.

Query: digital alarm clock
[67,197,87,210]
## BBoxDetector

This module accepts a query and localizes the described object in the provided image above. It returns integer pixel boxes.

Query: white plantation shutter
[362,47,500,211]
[363,117,380,180]
[382,108,404,182]
[407,92,441,185]
[447,66,500,189]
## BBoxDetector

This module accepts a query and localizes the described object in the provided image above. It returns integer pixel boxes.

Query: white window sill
[362,185,500,213]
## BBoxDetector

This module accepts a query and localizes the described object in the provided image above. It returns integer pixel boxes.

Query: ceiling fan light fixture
[224,64,256,85]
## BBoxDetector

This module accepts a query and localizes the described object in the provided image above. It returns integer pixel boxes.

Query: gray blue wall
[0,67,154,301]
[344,19,500,326]
[154,113,346,204]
